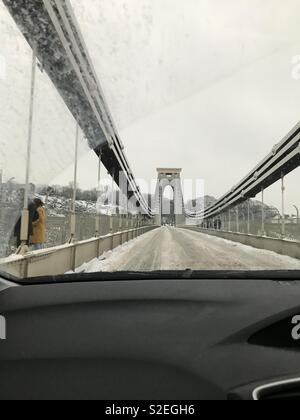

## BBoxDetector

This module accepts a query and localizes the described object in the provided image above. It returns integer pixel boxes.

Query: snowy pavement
[78,226,300,273]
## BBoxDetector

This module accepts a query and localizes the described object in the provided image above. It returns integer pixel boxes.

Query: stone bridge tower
[154,168,185,227]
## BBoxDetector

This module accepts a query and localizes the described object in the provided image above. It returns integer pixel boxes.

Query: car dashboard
[0,274,300,400]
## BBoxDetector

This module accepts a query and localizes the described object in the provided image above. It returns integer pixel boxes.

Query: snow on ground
[70,227,300,273]
[72,232,152,274]
[185,229,300,269]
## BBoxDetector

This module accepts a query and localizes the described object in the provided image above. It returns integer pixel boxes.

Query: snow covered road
[82,226,300,272]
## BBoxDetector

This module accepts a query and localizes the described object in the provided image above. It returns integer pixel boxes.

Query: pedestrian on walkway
[31,198,46,251]
[14,200,39,248]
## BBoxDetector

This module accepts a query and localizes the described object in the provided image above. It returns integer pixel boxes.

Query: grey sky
[1,0,300,211]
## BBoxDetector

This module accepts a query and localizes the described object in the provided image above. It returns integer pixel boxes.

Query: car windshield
[1,0,300,280]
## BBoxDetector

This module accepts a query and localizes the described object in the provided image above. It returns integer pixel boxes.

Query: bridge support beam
[18,45,37,254]
[95,153,102,237]
[281,172,286,238]
[236,207,240,233]
[228,209,231,232]
[70,123,80,243]
[261,187,265,236]
[247,199,251,235]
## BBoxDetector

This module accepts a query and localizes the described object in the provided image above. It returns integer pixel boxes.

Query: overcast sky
[1,1,300,211]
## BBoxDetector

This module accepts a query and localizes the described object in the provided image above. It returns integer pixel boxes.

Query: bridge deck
[82,227,300,272]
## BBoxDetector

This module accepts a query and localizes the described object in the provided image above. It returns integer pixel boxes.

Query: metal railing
[0,224,158,279]
[187,122,300,239]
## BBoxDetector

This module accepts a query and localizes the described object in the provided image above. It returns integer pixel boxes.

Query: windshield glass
[1,0,300,279]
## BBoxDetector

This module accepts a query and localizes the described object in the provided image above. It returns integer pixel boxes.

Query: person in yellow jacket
[31,198,46,251]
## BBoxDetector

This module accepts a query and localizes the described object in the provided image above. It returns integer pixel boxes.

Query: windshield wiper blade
[12,269,300,285]
[0,271,19,283]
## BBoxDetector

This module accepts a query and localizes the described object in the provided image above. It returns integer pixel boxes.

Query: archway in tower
[162,185,175,226]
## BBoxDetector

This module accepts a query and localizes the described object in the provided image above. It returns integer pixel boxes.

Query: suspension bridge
[1,0,300,278]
